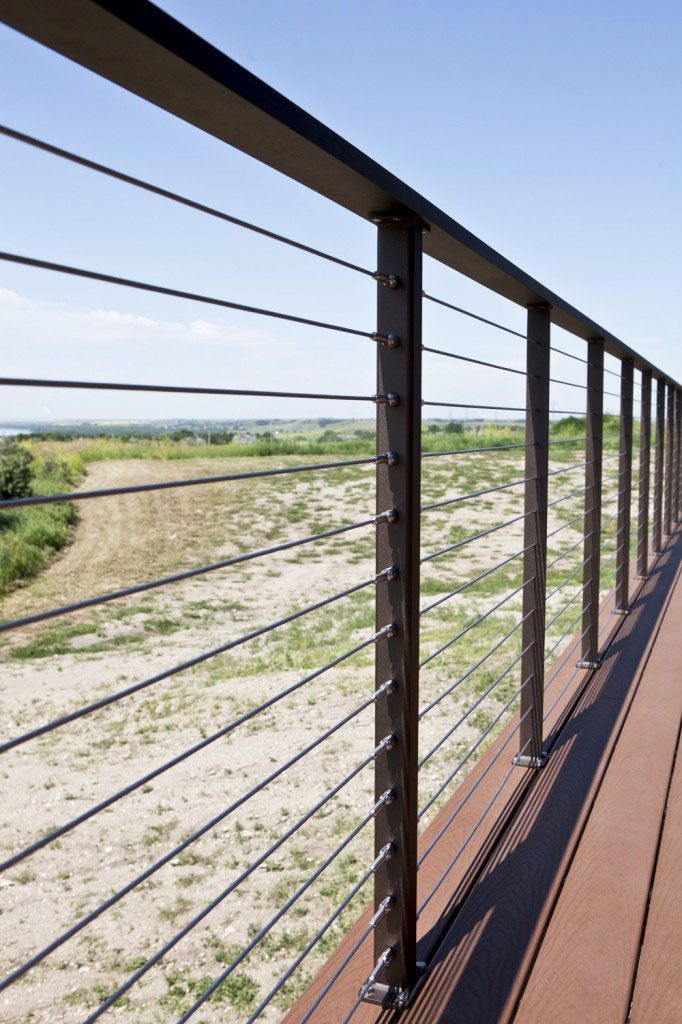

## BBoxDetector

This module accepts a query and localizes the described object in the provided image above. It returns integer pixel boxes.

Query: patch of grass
[161,967,259,1014]
[9,621,101,660]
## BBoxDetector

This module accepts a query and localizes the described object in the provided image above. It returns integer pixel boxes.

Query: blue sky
[0,0,680,423]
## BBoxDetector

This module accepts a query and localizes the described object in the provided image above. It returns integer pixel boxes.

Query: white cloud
[0,287,271,348]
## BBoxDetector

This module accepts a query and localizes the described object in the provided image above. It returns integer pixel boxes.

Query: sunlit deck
[286,528,682,1024]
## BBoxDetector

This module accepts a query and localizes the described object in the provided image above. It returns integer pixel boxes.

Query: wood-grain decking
[284,528,682,1024]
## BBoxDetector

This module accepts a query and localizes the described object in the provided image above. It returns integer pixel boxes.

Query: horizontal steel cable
[547,484,588,508]
[0,511,391,634]
[420,546,531,617]
[88,791,394,1023]
[0,733,394,992]
[544,604,587,663]
[417,735,532,916]
[423,399,526,412]
[549,345,588,366]
[419,644,531,769]
[601,532,624,555]
[546,459,590,478]
[545,579,590,632]
[546,511,587,540]
[422,344,526,377]
[422,291,528,340]
[0,373,378,403]
[245,847,391,1022]
[0,455,382,511]
[421,511,529,564]
[420,297,623,389]
[543,625,591,722]
[419,606,532,720]
[548,376,587,391]
[0,635,394,874]
[0,251,381,341]
[598,593,618,634]
[546,559,589,604]
[418,691,530,825]
[547,436,587,445]
[546,534,587,571]
[1,573,393,755]
[421,475,531,513]
[0,125,380,280]
[342,948,394,1024]
[422,442,530,458]
[545,622,591,695]
[602,545,624,569]
[544,658,586,723]
[295,896,395,1024]
[420,587,528,678]
[2,666,388,854]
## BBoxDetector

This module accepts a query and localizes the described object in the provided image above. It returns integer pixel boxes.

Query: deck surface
[284,529,682,1024]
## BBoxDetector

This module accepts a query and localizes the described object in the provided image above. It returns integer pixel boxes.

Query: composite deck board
[629,729,682,1024]
[513,559,682,1022]
[392,532,681,1024]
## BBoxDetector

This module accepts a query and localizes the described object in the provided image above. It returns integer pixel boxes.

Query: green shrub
[0,451,80,596]
[0,441,34,499]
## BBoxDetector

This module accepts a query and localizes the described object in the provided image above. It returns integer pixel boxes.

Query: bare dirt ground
[0,451,611,1024]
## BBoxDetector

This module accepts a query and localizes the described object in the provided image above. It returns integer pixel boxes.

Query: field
[0,425,629,1023]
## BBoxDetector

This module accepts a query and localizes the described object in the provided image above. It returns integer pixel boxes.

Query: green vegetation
[13,414,625,465]
[0,442,83,595]
[0,415,625,597]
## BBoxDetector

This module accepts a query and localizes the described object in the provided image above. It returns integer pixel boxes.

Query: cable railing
[0,4,680,1024]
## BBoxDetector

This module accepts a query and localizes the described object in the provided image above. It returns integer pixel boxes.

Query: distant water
[0,427,33,436]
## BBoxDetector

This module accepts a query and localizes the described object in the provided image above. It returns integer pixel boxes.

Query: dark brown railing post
[653,379,665,553]
[516,304,550,769]
[370,213,422,1007]
[580,339,604,666]
[637,370,652,577]
[664,381,674,537]
[671,387,675,524]
[615,358,634,613]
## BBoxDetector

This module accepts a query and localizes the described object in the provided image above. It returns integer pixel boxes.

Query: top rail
[0,0,677,387]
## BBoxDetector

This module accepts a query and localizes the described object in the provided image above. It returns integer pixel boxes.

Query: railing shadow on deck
[392,530,682,1024]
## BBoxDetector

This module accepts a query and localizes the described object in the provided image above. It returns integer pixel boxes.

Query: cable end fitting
[373,272,401,289]
[373,451,399,467]
[384,565,399,582]
[371,332,400,348]
[377,842,396,864]
[373,392,400,407]
[375,623,397,643]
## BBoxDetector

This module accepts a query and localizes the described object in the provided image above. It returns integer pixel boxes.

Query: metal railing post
[637,370,652,578]
[664,381,674,536]
[516,304,550,769]
[370,213,422,1007]
[671,387,675,524]
[653,380,665,553]
[615,358,634,613]
[580,339,604,666]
